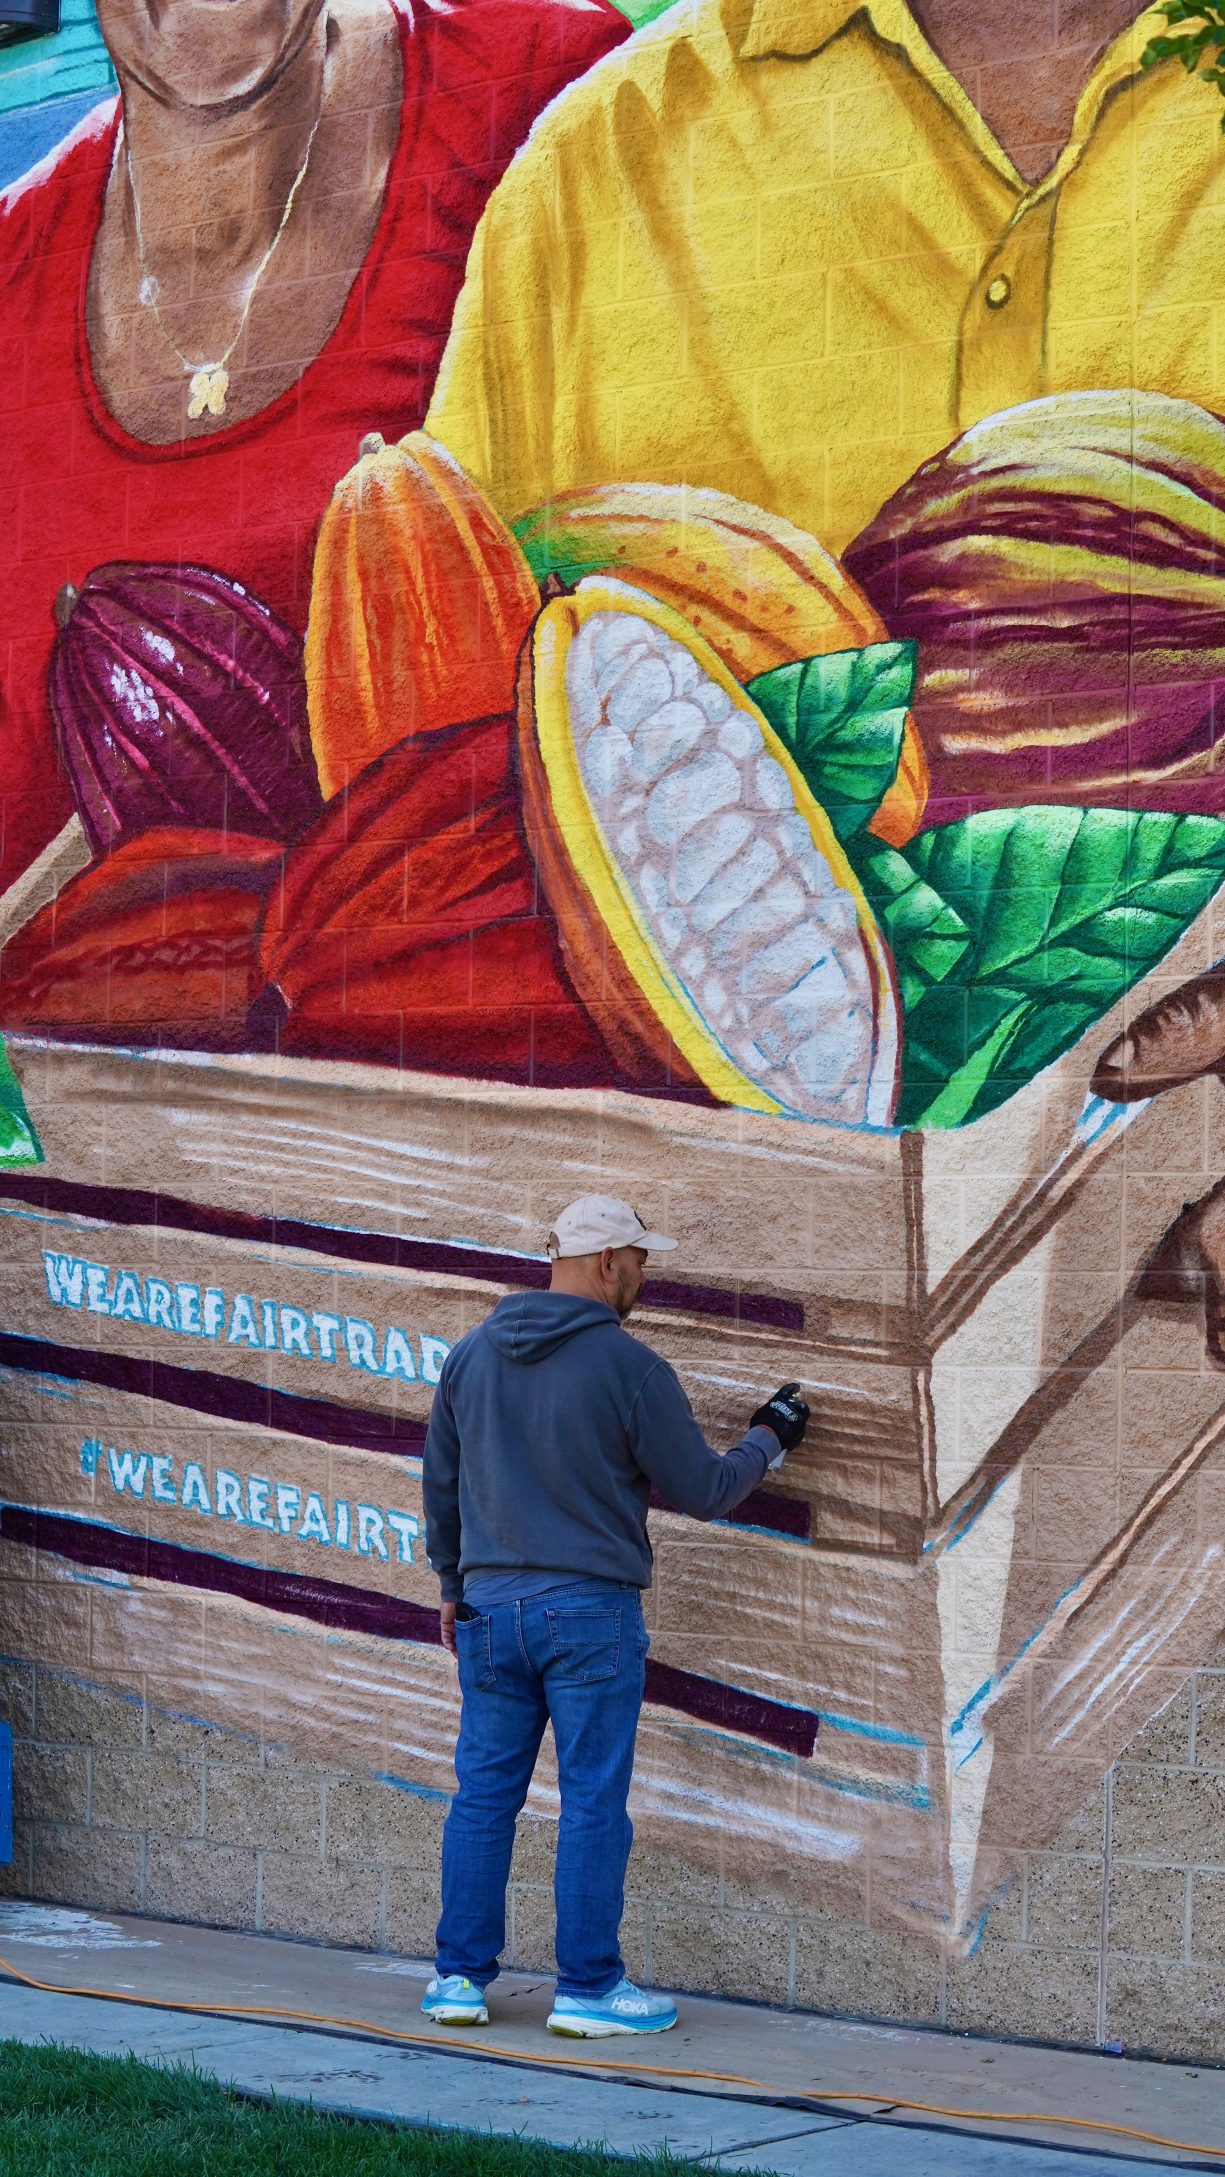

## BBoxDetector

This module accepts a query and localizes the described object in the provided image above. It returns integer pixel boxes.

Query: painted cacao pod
[513,482,926,847]
[49,564,321,856]
[0,827,283,1051]
[517,576,901,1128]
[845,390,1225,823]
[305,430,541,800]
[257,713,645,1090]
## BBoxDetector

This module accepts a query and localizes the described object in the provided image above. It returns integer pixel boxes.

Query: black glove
[750,1381,809,1457]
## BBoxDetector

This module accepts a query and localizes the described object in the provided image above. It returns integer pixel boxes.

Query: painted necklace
[118,91,325,421]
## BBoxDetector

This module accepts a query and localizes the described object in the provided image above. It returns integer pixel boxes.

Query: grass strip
[0,2038,764,2175]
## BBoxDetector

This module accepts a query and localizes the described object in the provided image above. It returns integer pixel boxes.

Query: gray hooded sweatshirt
[423,1291,775,1603]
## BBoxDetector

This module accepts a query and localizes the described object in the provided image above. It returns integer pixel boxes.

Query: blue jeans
[435,1581,648,1998]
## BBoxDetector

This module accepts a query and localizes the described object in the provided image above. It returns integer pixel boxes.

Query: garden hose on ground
[0,1947,1220,2165]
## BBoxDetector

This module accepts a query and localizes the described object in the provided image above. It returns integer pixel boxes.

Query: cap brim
[638,1231,677,1252]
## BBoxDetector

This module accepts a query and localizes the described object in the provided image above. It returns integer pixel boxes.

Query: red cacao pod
[258,714,660,1091]
[845,391,1225,822]
[0,827,284,1051]
[49,564,322,855]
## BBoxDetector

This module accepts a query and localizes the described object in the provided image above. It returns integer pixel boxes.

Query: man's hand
[440,1600,458,1658]
[750,1381,810,1462]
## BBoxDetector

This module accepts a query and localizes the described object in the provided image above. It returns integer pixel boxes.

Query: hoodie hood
[484,1291,620,1363]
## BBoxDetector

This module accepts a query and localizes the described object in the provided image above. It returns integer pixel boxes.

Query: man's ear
[599,1246,617,1283]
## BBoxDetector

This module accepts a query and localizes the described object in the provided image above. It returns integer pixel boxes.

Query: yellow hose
[0,1949,1219,2161]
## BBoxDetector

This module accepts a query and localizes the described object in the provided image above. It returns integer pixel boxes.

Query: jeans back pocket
[545,1604,621,1683]
[454,1611,496,1690]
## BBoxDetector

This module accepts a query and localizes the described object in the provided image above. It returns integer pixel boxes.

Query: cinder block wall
[8,0,1225,2076]
[6,1649,1225,2061]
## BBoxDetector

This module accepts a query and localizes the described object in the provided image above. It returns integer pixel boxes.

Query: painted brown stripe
[0,1330,426,1457]
[0,1332,812,1544]
[650,1483,810,1542]
[0,1173,803,1333]
[644,1658,817,1758]
[0,1505,818,1758]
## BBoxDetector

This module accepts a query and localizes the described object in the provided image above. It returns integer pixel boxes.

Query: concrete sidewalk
[0,1904,1219,2175]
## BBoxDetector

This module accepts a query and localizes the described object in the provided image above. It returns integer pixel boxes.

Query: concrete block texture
[144,1840,258,1932]
[9,1660,1225,2059]
[258,1853,383,1950]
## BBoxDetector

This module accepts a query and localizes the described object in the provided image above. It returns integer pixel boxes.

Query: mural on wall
[9,0,1225,1962]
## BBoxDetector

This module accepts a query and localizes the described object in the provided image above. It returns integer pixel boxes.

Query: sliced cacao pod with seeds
[845,390,1225,823]
[49,564,321,855]
[515,481,926,847]
[518,576,901,1128]
[305,430,541,800]
[0,827,284,1051]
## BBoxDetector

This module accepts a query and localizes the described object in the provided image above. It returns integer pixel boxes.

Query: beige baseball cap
[547,1195,677,1259]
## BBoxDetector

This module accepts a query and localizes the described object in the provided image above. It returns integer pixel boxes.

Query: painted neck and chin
[549,1246,648,1323]
[98,0,333,123]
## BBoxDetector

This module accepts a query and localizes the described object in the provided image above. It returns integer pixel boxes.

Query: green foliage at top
[1141,1,1225,126]
[0,2040,740,2177]
[748,642,1225,1129]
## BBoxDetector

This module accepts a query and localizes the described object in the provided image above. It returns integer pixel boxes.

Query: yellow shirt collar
[732,0,1186,197]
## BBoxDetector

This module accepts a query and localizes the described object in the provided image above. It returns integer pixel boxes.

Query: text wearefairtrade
[42,1252,450,1384]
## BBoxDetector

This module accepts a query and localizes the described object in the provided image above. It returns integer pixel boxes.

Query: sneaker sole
[546,2013,676,2038]
[422,2008,489,2027]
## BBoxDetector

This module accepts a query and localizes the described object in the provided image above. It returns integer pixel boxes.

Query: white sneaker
[547,1975,678,2037]
[421,1972,489,2025]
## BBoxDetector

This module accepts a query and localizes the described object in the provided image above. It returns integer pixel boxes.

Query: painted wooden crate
[1,861,1223,1945]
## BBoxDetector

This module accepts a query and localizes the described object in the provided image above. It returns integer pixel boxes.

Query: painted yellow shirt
[426,0,1225,554]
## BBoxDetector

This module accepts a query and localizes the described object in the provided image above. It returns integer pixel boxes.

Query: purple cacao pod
[844,391,1225,824]
[49,562,323,855]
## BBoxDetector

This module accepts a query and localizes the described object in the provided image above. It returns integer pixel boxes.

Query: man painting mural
[426,0,1205,555]
[421,1195,811,2035]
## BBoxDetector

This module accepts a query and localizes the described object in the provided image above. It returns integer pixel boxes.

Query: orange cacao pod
[305,430,540,799]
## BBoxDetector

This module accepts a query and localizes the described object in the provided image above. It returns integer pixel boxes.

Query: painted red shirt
[0,0,627,897]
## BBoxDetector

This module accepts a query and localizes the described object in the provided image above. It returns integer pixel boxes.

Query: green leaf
[894,807,1225,1128]
[0,1039,41,1169]
[746,641,917,844]
[850,840,970,1012]
[904,1002,1033,1130]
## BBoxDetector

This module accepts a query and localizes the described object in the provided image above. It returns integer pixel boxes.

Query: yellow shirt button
[985,274,1012,310]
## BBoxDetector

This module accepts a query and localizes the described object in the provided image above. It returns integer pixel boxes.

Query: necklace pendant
[187,366,229,420]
